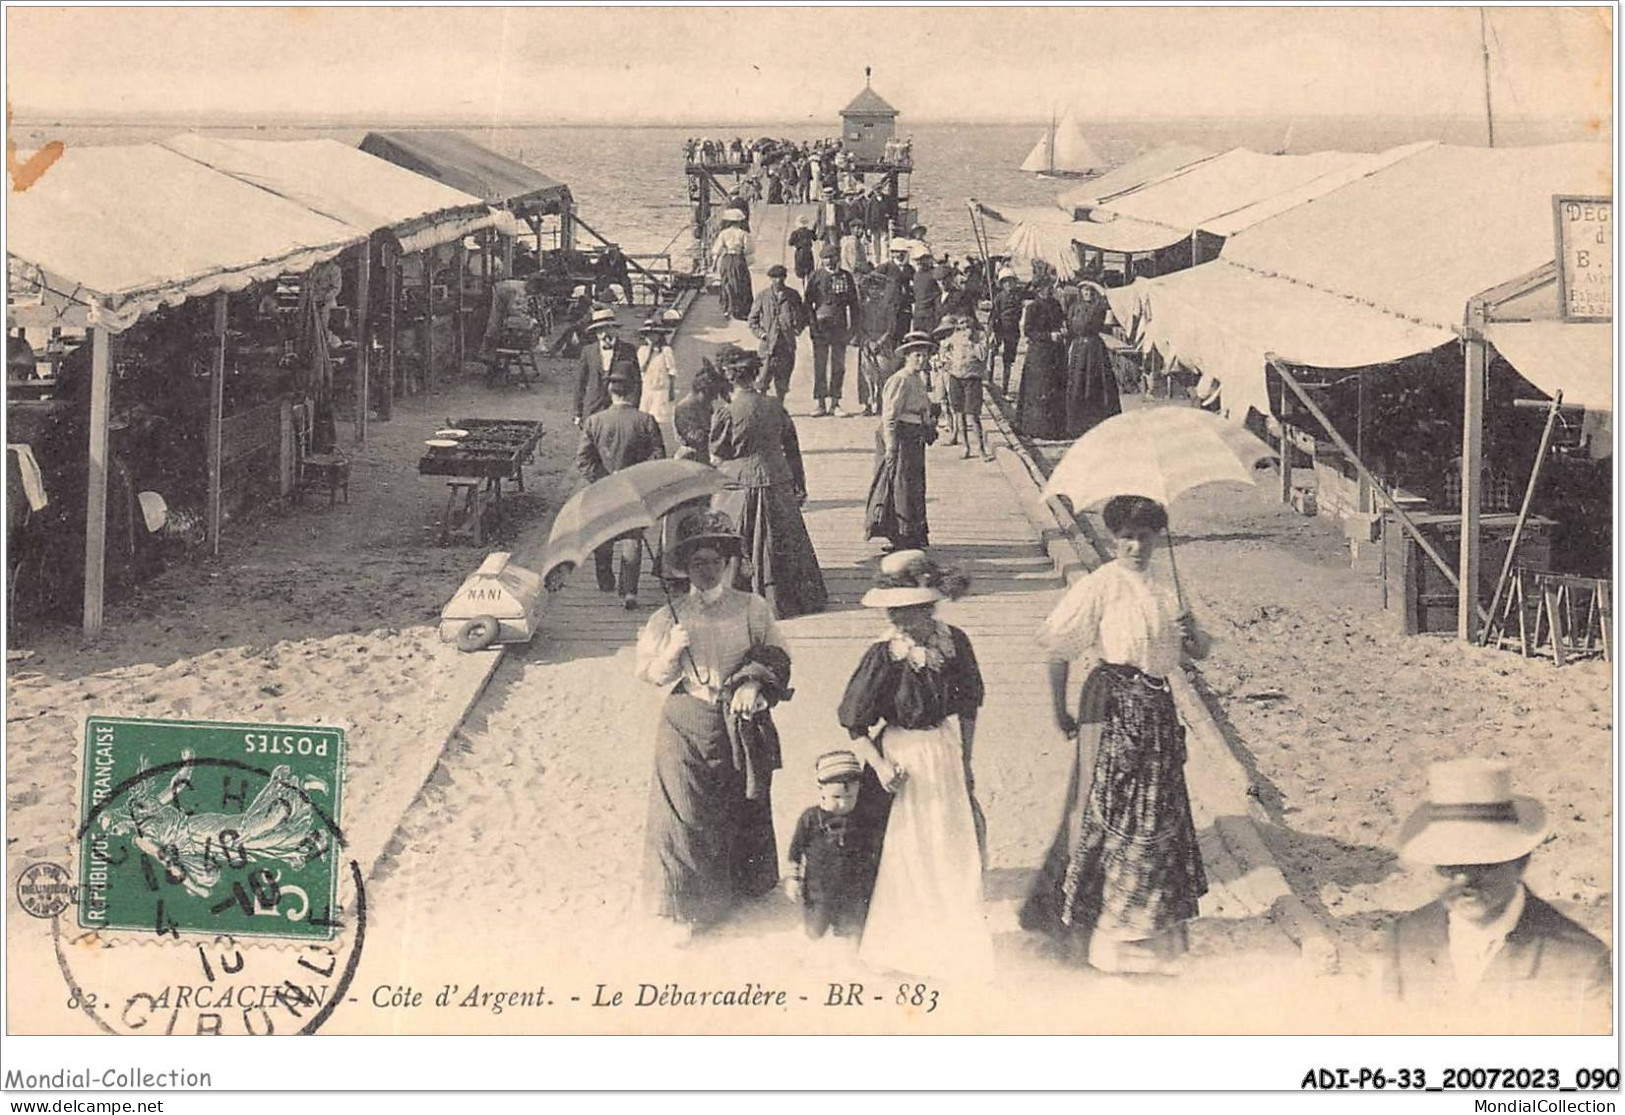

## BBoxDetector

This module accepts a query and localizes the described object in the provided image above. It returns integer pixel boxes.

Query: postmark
[50,716,366,1034]
[16,861,74,918]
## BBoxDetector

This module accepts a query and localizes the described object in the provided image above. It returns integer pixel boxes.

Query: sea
[14,114,1595,266]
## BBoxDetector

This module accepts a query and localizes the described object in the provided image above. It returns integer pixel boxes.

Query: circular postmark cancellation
[17,862,75,918]
[51,717,366,1035]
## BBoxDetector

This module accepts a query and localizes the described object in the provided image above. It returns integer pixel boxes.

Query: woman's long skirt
[859,723,994,983]
[1064,333,1121,439]
[1016,338,1067,439]
[642,692,779,928]
[712,482,828,619]
[719,254,753,322]
[863,422,929,549]
[1020,664,1207,952]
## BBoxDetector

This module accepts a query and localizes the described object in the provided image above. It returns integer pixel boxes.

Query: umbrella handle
[643,532,699,680]
[1164,525,1188,617]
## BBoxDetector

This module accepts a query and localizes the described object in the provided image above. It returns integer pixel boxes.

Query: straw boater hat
[910,244,934,262]
[896,330,938,356]
[586,306,619,332]
[1396,759,1550,866]
[997,267,1018,283]
[861,549,969,609]
[669,509,742,572]
[933,313,971,338]
[639,308,682,335]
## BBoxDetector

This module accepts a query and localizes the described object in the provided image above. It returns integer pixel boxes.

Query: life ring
[456,615,502,652]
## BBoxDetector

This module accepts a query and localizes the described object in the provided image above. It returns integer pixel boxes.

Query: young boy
[785,750,881,940]
[937,314,994,461]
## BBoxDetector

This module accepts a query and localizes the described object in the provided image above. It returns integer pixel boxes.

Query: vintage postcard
[2,2,1616,1093]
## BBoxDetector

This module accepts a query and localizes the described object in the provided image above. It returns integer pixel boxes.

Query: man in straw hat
[747,264,806,403]
[789,212,817,289]
[574,306,639,426]
[576,359,667,609]
[1381,758,1609,1008]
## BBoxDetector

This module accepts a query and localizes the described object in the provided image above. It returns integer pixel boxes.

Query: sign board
[1552,194,1612,321]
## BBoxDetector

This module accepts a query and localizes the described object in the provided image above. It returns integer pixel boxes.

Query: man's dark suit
[576,401,666,595]
[804,264,858,406]
[1382,891,1611,1015]
[575,338,641,421]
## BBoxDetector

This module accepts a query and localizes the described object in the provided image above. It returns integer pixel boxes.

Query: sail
[1020,130,1054,173]
[1050,108,1102,174]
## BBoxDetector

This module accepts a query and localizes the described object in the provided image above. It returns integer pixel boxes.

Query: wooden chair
[292,403,350,506]
[487,326,541,389]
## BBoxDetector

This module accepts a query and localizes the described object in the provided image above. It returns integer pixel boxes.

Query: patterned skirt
[1021,664,1207,946]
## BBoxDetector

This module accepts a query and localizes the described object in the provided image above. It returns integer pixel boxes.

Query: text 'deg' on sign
[1553,194,1612,321]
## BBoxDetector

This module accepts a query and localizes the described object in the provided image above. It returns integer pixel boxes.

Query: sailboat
[1020,105,1102,178]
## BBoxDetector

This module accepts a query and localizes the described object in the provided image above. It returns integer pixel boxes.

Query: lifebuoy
[456,615,502,652]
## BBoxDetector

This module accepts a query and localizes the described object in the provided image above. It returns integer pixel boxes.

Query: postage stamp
[77,716,347,942]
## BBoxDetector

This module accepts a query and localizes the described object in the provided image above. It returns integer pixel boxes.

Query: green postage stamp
[77,717,346,942]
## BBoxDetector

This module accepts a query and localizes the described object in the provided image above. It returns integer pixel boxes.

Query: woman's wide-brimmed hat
[639,308,682,335]
[586,306,619,332]
[796,214,813,228]
[933,314,971,338]
[896,330,938,356]
[722,207,746,222]
[997,267,1019,283]
[713,342,762,380]
[1396,759,1550,866]
[861,549,969,608]
[670,509,742,572]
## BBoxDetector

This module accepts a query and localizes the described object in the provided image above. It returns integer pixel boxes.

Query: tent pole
[421,248,435,396]
[82,325,111,639]
[1481,392,1563,645]
[355,245,371,445]
[208,292,226,556]
[1356,369,1370,513]
[1278,372,1293,504]
[455,240,467,377]
[1268,353,1489,625]
[383,245,397,422]
[1459,297,1488,641]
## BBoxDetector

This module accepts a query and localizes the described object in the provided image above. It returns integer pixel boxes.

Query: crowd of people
[686,135,912,204]
[565,206,1609,1013]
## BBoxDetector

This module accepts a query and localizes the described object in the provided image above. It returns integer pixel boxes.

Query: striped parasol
[538,458,724,584]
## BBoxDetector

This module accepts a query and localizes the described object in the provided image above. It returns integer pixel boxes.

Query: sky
[6,6,1614,126]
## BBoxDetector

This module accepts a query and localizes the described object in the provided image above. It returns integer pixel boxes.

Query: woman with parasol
[634,510,792,946]
[1020,494,1209,974]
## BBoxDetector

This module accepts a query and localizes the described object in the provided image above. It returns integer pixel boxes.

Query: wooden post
[207,293,227,556]
[1459,298,1488,641]
[355,245,371,444]
[82,326,111,638]
[502,229,516,276]
[1356,369,1370,513]
[1278,371,1293,504]
[383,245,397,422]
[421,248,435,395]
[455,240,467,376]
[1269,353,1489,625]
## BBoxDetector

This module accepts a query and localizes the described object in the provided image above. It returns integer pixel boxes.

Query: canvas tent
[6,143,370,637]
[358,130,572,222]
[8,144,363,333]
[1056,144,1214,217]
[163,135,496,253]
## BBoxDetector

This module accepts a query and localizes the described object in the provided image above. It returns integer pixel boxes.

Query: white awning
[1106,261,1456,422]
[1486,321,1613,413]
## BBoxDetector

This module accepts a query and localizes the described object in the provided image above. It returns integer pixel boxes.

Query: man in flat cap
[804,241,859,417]
[576,359,667,609]
[747,264,806,403]
[1381,759,1610,1016]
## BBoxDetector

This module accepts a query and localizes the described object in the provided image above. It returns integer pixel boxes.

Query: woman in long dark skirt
[1063,286,1121,439]
[709,346,828,619]
[711,208,754,322]
[865,331,937,551]
[1016,276,1067,440]
[1020,495,1210,975]
[636,511,792,947]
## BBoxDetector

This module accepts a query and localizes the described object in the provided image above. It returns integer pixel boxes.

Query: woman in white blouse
[863,330,937,551]
[711,208,754,322]
[1019,495,1211,975]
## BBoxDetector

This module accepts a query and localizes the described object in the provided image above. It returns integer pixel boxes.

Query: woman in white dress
[637,309,682,444]
[837,550,994,983]
[711,208,754,322]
